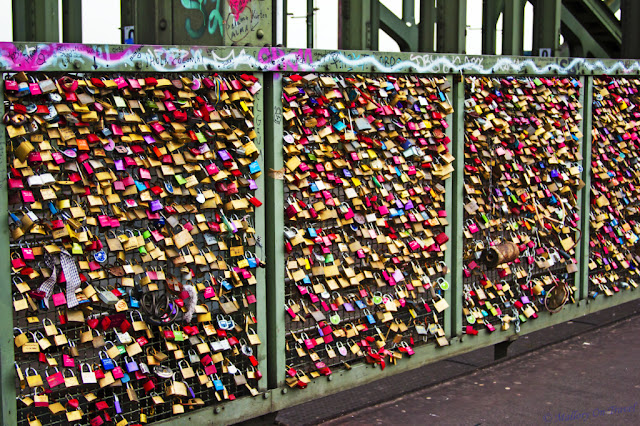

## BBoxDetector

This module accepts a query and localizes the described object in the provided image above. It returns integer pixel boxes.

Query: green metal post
[437,0,467,53]
[253,73,269,391]
[578,76,594,302]
[621,0,640,58]
[119,0,173,45]
[62,0,83,43]
[482,0,503,55]
[282,0,287,46]
[532,0,561,56]
[402,0,415,24]
[12,0,60,42]
[0,87,17,426]
[418,0,436,52]
[448,76,466,337]
[338,0,379,51]
[503,0,525,55]
[307,0,314,48]
[264,73,286,389]
[442,76,455,337]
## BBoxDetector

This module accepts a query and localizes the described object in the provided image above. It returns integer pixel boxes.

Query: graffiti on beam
[2,42,640,75]
[229,0,251,22]
[180,0,224,39]
[226,5,267,43]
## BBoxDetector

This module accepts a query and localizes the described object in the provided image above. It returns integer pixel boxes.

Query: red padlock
[90,415,104,426]
[143,378,156,393]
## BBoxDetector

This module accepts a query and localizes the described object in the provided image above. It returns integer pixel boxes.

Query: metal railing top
[3,42,640,75]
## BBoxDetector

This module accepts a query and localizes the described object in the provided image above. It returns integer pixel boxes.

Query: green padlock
[71,242,83,255]
[142,229,152,239]
[437,277,450,291]
[372,176,381,188]
[175,174,187,185]
[372,293,383,305]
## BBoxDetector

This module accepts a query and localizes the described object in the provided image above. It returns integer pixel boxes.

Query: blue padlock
[99,351,115,370]
[129,295,140,308]
[364,309,376,325]
[135,180,147,191]
[249,161,261,174]
[213,376,224,391]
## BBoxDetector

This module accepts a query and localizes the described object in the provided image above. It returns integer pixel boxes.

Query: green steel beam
[120,0,274,47]
[578,76,594,301]
[5,43,640,74]
[12,0,60,42]
[580,0,622,45]
[482,0,504,55]
[533,0,561,56]
[338,0,379,51]
[418,0,436,52]
[62,0,82,43]
[503,0,525,55]
[264,73,286,389]
[437,0,467,53]
[223,0,274,46]
[380,3,418,52]
[608,0,621,13]
[449,76,465,337]
[0,87,17,426]
[560,4,610,57]
[621,0,640,58]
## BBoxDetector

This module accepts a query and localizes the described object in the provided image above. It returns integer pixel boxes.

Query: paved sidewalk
[325,314,640,425]
[272,299,640,425]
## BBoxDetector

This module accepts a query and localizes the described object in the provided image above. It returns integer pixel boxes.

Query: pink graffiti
[0,42,137,71]
[229,0,251,22]
[257,47,313,72]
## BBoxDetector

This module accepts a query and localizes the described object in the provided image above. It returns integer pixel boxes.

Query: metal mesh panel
[281,73,453,385]
[462,75,583,334]
[6,71,263,425]
[588,76,640,297]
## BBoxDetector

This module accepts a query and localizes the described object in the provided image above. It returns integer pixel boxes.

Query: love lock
[154,366,174,379]
[216,315,228,329]
[241,344,253,356]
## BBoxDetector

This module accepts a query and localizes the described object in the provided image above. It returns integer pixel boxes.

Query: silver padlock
[98,289,119,305]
